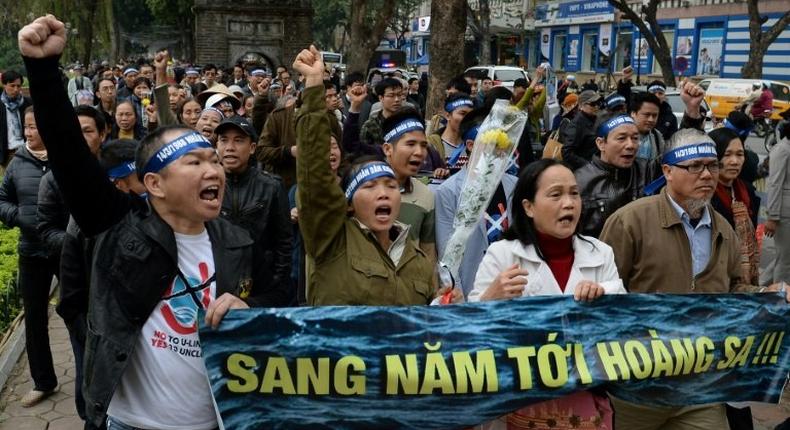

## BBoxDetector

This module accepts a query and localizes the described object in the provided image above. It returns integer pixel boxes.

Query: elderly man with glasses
[599,81,785,430]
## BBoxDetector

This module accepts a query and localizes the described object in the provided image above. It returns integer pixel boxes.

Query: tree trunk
[741,0,790,78]
[79,0,99,67]
[426,0,467,119]
[104,0,118,65]
[478,0,492,64]
[346,0,398,76]
[741,47,766,79]
[608,0,675,85]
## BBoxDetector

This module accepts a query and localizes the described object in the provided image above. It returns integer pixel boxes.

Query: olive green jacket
[296,85,435,306]
[259,102,341,189]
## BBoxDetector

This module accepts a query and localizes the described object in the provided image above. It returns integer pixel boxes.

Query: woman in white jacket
[469,159,624,430]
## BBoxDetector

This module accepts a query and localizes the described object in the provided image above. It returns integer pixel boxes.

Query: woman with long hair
[470,159,624,430]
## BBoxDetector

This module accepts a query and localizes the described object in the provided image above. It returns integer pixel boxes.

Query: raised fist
[18,15,67,58]
[292,45,325,85]
[154,50,169,70]
[679,78,705,118]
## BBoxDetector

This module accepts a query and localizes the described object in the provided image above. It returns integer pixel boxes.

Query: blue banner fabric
[200,293,790,430]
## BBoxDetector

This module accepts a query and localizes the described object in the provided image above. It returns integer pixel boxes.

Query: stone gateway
[194,0,313,70]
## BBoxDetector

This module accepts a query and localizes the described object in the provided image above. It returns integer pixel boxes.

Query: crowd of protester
[1,13,790,430]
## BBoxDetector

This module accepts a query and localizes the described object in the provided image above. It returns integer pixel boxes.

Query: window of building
[615,31,633,71]
[553,33,567,70]
[652,29,675,75]
[581,32,598,71]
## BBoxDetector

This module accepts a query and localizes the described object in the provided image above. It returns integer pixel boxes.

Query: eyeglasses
[383,92,403,99]
[672,162,720,175]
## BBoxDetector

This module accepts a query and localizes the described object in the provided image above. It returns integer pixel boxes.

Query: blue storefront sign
[536,0,615,27]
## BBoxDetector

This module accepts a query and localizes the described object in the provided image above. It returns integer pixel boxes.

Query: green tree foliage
[145,0,195,60]
[0,226,20,333]
[312,0,350,53]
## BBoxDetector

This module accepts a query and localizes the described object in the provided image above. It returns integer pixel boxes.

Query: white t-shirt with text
[108,230,218,430]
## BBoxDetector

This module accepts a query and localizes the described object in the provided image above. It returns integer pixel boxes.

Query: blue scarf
[1,92,23,112]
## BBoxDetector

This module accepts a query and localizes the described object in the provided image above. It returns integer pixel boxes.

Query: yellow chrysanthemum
[141,98,151,107]
[479,129,511,150]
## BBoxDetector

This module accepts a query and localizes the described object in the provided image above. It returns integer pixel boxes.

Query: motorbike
[754,109,774,138]
[766,108,790,152]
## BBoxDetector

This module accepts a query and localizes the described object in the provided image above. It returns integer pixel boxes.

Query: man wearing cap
[216,116,293,306]
[599,125,785,430]
[67,63,92,107]
[560,89,602,170]
[646,80,679,141]
[19,15,271,429]
[115,66,139,100]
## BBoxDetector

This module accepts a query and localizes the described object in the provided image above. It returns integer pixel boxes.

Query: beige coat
[600,188,757,293]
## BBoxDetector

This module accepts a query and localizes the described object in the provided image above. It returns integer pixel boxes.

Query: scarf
[25,143,48,161]
[715,179,758,284]
[1,92,23,112]
[714,180,752,220]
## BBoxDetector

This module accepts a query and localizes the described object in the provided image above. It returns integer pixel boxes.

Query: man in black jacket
[560,89,602,170]
[216,115,293,305]
[647,80,678,141]
[37,105,106,260]
[0,70,32,167]
[576,81,708,237]
[57,139,144,422]
[20,15,269,429]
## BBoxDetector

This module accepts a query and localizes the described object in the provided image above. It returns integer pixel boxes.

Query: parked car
[464,65,528,90]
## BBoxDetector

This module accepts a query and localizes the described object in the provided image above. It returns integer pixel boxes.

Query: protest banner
[200,293,790,429]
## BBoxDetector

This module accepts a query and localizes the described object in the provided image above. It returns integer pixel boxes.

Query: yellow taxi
[697,78,790,121]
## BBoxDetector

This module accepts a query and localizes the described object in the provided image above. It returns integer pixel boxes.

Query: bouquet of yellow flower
[439,100,527,288]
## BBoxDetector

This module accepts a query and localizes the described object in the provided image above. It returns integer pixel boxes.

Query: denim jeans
[106,416,218,430]
[106,417,140,430]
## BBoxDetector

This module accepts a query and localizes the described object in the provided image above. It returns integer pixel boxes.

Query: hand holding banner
[201,293,790,429]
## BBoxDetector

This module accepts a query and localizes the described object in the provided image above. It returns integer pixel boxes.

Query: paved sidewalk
[0,307,81,430]
[0,305,787,429]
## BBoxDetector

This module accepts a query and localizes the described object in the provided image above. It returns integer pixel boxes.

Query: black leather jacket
[560,110,598,170]
[221,163,293,305]
[25,54,267,429]
[575,156,658,238]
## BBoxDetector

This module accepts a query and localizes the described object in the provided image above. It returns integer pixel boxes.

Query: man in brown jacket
[600,124,784,428]
[257,83,341,189]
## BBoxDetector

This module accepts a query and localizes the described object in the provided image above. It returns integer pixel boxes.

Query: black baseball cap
[215,116,258,142]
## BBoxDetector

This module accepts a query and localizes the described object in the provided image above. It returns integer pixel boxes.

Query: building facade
[534,0,789,82]
[193,0,313,70]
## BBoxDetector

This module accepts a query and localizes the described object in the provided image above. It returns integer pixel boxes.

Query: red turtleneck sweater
[536,232,575,291]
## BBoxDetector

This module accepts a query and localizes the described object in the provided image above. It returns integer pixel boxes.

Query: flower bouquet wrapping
[438,100,528,290]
